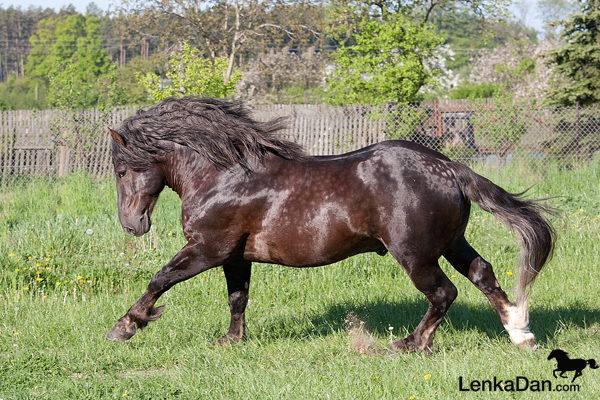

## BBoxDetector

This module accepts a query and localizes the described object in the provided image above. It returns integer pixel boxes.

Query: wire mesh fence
[1,100,599,187]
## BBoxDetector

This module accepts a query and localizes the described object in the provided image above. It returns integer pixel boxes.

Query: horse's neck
[162,149,212,198]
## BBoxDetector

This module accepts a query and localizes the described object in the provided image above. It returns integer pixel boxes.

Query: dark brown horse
[106,97,555,353]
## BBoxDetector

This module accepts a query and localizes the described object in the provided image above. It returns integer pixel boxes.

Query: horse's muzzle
[121,213,151,237]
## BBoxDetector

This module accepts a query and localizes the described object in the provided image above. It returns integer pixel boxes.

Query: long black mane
[113,96,305,170]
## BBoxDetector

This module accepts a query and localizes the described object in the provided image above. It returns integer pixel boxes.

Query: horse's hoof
[389,338,416,353]
[106,321,136,343]
[211,334,241,347]
[388,337,432,355]
[518,338,537,350]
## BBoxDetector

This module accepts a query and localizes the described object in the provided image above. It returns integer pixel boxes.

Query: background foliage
[1,1,600,109]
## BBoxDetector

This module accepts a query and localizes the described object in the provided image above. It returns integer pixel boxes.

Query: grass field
[1,159,599,399]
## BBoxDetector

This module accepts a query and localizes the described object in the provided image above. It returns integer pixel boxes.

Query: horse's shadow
[251,298,600,347]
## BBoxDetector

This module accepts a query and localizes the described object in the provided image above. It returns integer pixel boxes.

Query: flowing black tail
[448,162,556,310]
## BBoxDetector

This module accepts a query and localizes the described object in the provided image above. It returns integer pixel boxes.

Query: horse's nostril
[123,226,136,235]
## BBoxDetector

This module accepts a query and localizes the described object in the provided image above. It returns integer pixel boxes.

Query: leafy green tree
[430,6,538,75]
[0,76,48,110]
[27,11,114,108]
[545,0,600,106]
[111,56,159,105]
[325,6,444,105]
[137,42,241,102]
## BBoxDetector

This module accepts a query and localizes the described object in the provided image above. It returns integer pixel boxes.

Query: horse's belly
[243,229,382,268]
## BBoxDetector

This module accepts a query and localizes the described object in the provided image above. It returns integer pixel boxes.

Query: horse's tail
[588,359,599,369]
[448,162,556,312]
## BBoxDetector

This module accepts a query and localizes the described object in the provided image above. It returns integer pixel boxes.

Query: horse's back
[241,140,467,266]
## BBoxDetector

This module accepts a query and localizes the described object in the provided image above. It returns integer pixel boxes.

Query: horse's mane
[113,96,305,170]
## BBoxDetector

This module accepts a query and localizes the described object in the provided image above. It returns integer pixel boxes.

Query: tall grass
[1,159,599,399]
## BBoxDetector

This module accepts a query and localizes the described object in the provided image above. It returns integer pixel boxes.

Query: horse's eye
[117,170,127,178]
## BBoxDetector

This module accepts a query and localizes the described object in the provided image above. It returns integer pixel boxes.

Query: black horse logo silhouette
[548,349,599,382]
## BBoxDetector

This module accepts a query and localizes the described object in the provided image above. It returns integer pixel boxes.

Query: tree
[113,0,323,83]
[537,0,578,39]
[236,47,325,104]
[27,10,114,108]
[0,5,59,82]
[137,42,241,102]
[544,0,600,106]
[327,0,511,27]
[325,5,444,105]
[467,36,557,99]
[429,5,538,75]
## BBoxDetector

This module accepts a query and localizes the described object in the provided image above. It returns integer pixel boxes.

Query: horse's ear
[108,127,126,147]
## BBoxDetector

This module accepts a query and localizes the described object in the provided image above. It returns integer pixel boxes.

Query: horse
[548,349,598,382]
[105,96,555,353]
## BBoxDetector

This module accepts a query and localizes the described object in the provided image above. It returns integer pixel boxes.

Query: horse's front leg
[106,243,219,342]
[553,369,559,379]
[213,260,252,346]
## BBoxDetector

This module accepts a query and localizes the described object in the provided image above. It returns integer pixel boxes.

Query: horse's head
[109,128,166,237]
[548,349,568,361]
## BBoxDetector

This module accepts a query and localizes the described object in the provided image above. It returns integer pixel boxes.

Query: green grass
[1,159,599,399]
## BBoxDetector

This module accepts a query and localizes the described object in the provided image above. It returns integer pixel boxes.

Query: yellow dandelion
[580,209,584,212]
[451,275,456,278]
[507,271,513,276]
[410,397,416,400]
[36,263,41,267]
[13,332,18,336]
[15,268,19,272]
[424,374,431,380]
[373,376,379,380]
[28,256,31,259]
[87,280,91,283]
[8,253,14,257]
[43,296,47,299]
[122,394,128,397]
[24,267,27,270]
[77,276,83,280]
[36,271,41,274]
[45,258,50,261]
[206,322,210,325]
[56,281,60,286]
[168,232,173,236]
[37,278,43,281]
[23,287,29,290]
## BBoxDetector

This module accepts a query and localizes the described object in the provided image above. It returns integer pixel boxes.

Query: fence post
[58,131,68,177]
[575,101,580,160]
[432,99,442,138]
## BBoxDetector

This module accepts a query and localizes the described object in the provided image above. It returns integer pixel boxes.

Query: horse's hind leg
[389,257,457,354]
[213,260,252,346]
[444,237,536,349]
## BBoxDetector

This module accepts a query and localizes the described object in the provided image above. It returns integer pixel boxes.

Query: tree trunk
[224,1,241,83]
